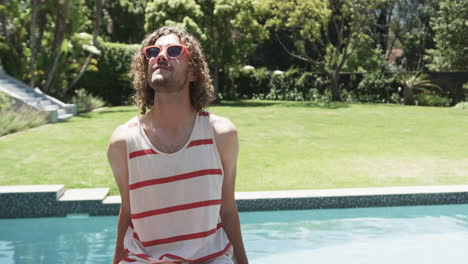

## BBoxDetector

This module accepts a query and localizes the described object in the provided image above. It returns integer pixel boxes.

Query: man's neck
[148,90,197,131]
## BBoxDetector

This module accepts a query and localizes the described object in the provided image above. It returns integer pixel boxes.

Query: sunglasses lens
[167,46,183,58]
[146,47,160,58]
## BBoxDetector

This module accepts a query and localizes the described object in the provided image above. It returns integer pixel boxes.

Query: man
[107,26,248,264]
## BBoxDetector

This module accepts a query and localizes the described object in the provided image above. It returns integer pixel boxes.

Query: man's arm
[213,116,248,264]
[107,126,131,264]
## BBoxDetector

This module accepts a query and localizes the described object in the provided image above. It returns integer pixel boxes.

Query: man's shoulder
[108,116,139,149]
[108,125,127,150]
[208,112,237,137]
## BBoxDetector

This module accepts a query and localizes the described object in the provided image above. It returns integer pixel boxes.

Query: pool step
[59,188,109,201]
[0,185,119,218]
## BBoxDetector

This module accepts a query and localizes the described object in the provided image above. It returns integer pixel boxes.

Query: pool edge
[1,185,468,218]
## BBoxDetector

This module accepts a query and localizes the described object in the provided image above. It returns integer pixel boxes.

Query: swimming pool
[1,204,467,263]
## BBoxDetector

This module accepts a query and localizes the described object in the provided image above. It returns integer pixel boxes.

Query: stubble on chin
[148,71,168,92]
[148,70,188,94]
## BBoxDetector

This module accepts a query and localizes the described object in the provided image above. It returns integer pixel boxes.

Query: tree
[104,0,147,43]
[425,0,468,71]
[29,0,39,87]
[0,0,108,99]
[397,0,439,71]
[397,72,441,105]
[372,0,439,71]
[266,0,383,101]
[0,0,30,78]
[66,0,104,94]
[44,0,72,92]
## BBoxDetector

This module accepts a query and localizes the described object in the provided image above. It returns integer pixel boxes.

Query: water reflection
[1,204,468,263]
[0,216,116,264]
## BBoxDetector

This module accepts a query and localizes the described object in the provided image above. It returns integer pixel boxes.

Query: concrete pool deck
[1,185,468,218]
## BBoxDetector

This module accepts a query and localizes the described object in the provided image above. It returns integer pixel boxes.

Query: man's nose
[156,49,168,62]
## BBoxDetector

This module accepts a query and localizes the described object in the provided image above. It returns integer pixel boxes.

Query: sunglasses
[143,44,191,59]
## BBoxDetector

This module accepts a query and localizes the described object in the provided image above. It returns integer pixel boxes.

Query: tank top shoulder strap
[195,110,215,141]
[124,116,149,158]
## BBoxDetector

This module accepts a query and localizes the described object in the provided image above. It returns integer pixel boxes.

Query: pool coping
[1,184,468,218]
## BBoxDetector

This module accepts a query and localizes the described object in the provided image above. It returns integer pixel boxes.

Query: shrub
[78,41,139,106]
[0,91,11,111]
[454,101,468,110]
[0,92,47,136]
[266,71,287,100]
[356,72,396,103]
[415,93,451,107]
[265,68,308,101]
[396,72,442,105]
[70,88,106,113]
[224,66,271,99]
[340,89,358,103]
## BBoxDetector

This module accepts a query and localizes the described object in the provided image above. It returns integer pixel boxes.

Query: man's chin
[150,76,167,86]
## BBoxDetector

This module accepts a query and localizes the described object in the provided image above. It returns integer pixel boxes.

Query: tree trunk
[35,7,48,58]
[210,11,220,102]
[212,60,219,100]
[403,87,414,105]
[65,0,103,95]
[44,0,70,93]
[29,0,39,88]
[212,29,220,102]
[329,71,341,101]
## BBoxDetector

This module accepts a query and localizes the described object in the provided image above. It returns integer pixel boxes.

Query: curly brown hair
[129,26,214,114]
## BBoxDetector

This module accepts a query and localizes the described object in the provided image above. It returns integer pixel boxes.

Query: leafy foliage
[453,101,468,110]
[396,72,442,105]
[357,72,396,103]
[0,92,47,136]
[70,88,106,113]
[416,93,451,107]
[264,0,386,101]
[425,0,468,71]
[78,40,139,105]
[104,0,147,43]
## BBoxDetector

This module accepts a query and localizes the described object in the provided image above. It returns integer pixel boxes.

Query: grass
[1,100,467,195]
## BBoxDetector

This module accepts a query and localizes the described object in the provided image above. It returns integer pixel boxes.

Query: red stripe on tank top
[187,139,213,148]
[125,248,182,264]
[199,112,209,116]
[123,257,137,262]
[158,242,232,262]
[135,223,223,247]
[129,149,158,159]
[131,199,221,219]
[135,253,152,260]
[133,231,141,241]
[129,169,222,190]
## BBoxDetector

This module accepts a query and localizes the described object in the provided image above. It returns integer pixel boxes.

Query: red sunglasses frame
[143,44,192,59]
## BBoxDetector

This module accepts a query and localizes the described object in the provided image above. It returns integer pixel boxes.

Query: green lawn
[1,101,467,195]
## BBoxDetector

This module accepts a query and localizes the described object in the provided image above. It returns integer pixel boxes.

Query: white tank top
[121,111,232,263]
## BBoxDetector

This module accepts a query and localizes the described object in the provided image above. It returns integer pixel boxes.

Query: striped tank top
[121,111,232,264]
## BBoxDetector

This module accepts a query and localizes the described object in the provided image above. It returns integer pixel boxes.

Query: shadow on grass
[93,107,138,114]
[213,100,350,109]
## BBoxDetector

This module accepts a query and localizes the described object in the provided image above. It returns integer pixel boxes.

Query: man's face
[147,33,192,93]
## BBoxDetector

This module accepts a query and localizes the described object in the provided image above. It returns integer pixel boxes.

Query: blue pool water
[1,204,468,263]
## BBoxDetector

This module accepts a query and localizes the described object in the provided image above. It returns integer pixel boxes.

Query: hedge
[78,41,139,106]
